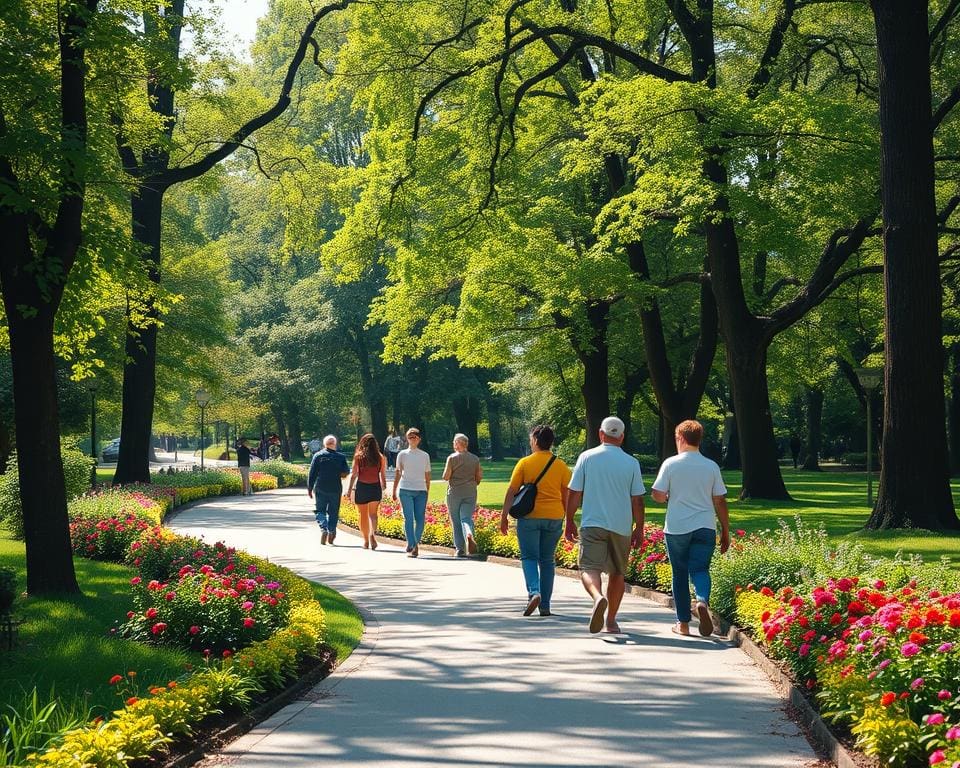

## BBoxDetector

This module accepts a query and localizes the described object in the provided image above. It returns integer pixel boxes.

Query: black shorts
[355,481,383,505]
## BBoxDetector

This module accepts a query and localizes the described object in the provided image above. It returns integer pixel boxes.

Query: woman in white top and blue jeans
[392,428,431,558]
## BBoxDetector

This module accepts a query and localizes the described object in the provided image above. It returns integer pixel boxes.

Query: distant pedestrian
[308,436,321,455]
[235,437,254,495]
[651,419,729,637]
[500,425,570,617]
[443,433,482,557]
[384,431,402,468]
[392,428,431,558]
[564,417,645,634]
[348,433,387,550]
[307,435,350,545]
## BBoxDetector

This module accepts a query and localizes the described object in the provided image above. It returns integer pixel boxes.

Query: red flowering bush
[739,577,960,766]
[70,513,154,561]
[127,528,240,582]
[121,561,290,653]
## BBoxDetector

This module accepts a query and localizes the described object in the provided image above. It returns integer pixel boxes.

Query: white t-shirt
[568,444,645,537]
[397,448,431,491]
[652,451,727,535]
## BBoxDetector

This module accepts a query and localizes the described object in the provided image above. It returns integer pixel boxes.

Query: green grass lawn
[428,460,960,566]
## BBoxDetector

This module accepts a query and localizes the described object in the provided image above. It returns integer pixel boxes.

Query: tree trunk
[950,345,960,475]
[725,329,789,498]
[484,393,504,460]
[452,396,481,455]
[287,407,305,460]
[272,406,291,461]
[369,399,388,448]
[722,415,741,470]
[575,302,611,448]
[114,186,163,484]
[802,386,824,471]
[6,311,79,593]
[868,0,959,529]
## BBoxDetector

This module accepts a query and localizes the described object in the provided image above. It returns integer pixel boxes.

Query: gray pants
[446,489,477,553]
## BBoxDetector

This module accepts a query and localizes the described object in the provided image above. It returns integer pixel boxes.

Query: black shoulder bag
[509,454,557,519]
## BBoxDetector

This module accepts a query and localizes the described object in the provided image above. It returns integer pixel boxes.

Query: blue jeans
[398,489,427,548]
[446,489,477,553]
[516,517,563,610]
[314,490,341,532]
[665,528,716,623]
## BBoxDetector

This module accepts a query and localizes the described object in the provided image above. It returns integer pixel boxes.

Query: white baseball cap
[600,416,625,437]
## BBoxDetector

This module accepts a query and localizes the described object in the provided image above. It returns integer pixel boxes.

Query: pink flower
[929,750,945,765]
[151,622,167,635]
[189,625,200,635]
[798,643,811,657]
[901,642,921,657]
[130,576,142,585]
[939,690,952,700]
[911,678,925,690]
[242,601,254,611]
[945,726,960,740]
[938,643,954,653]
[927,713,946,726]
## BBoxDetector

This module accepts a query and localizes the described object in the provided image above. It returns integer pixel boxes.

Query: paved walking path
[172,489,822,768]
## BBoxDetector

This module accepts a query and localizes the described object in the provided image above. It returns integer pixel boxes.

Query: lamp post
[854,367,883,507]
[196,388,210,470]
[87,379,97,487]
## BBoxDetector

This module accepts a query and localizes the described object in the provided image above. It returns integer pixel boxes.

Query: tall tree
[867,0,959,530]
[0,0,99,593]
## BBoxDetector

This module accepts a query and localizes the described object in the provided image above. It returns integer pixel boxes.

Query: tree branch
[153,0,353,188]
[766,213,878,332]
[747,0,797,99]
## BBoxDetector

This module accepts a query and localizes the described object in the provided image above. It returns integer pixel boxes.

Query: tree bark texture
[484,393,504,460]
[868,0,959,529]
[114,186,162,484]
[802,386,824,471]
[574,302,611,449]
[452,396,481,455]
[950,345,960,475]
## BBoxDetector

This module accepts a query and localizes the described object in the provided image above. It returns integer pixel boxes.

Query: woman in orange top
[348,433,387,550]
[500,425,571,617]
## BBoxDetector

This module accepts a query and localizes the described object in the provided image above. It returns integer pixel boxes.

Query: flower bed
[26,463,328,767]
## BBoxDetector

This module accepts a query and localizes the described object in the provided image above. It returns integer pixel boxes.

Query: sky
[208,0,271,57]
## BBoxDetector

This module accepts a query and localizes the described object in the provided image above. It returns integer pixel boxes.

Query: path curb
[337,518,869,768]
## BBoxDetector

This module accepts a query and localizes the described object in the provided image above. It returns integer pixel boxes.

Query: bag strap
[531,454,557,487]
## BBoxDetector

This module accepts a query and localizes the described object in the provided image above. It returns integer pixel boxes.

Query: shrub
[255,460,307,487]
[120,564,291,654]
[709,518,872,621]
[70,513,154,562]
[0,442,92,539]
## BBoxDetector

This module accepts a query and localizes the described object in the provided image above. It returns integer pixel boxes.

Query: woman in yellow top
[500,425,571,617]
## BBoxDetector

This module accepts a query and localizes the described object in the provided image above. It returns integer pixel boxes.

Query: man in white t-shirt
[651,419,729,637]
[564,416,646,634]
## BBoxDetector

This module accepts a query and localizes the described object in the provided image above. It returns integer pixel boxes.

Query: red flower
[909,631,929,645]
[145,607,157,619]
[830,612,843,626]
[126,697,139,706]
[189,625,200,635]
[881,692,896,707]
[222,649,233,658]
[151,622,167,635]
[243,617,255,628]
[109,674,123,685]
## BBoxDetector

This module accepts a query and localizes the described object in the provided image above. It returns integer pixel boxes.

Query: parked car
[101,438,120,462]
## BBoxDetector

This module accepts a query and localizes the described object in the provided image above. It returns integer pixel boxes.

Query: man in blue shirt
[307,435,350,545]
[565,416,646,634]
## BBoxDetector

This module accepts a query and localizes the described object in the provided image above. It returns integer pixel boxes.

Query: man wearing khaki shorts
[564,417,646,634]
